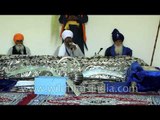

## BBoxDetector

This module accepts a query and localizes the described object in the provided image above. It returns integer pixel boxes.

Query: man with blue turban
[105,28,132,57]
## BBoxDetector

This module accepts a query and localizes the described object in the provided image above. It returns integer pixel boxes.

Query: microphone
[97,48,103,54]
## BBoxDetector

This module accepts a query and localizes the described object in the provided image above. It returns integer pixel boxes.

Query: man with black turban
[104,28,132,57]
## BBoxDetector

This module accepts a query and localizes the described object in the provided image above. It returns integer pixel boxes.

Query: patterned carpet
[0,92,160,105]
[0,93,28,105]
[28,93,160,105]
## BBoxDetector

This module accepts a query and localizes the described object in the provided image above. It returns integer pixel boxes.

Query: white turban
[62,30,73,40]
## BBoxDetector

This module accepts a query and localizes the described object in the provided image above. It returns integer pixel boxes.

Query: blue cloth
[104,62,160,92]
[0,79,17,92]
[104,45,132,57]
[126,62,160,92]
[34,76,67,96]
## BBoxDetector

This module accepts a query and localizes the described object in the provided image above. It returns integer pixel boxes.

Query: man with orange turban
[7,33,31,55]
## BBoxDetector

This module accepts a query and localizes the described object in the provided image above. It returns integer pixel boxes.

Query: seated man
[54,30,84,57]
[7,33,31,55]
[104,28,132,57]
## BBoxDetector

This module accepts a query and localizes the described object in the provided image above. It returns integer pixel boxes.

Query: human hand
[69,42,77,51]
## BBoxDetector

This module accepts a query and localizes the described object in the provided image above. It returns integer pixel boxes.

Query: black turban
[112,28,124,42]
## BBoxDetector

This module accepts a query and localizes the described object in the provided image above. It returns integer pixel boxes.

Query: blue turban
[112,28,124,42]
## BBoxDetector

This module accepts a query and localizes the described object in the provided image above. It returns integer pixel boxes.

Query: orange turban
[13,33,24,43]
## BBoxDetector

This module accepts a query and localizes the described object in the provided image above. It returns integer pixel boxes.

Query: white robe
[54,43,84,57]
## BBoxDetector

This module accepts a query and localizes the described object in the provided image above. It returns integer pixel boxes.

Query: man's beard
[15,44,24,54]
[115,45,123,55]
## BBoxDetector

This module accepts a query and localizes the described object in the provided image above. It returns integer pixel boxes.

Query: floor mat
[0,93,28,105]
[28,93,160,105]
